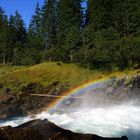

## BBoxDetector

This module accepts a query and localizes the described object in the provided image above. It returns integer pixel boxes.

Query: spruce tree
[58,0,82,62]
[45,0,60,49]
[7,15,16,63]
[12,11,27,65]
[41,0,60,61]
[41,0,48,48]
[28,3,44,63]
[0,7,9,64]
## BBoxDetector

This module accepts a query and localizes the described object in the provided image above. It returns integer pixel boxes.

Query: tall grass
[0,62,139,92]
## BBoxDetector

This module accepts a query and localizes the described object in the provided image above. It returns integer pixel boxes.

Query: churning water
[0,103,140,140]
[1,77,140,140]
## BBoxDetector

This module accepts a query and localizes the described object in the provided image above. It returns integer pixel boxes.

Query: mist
[44,78,140,140]
[0,77,140,140]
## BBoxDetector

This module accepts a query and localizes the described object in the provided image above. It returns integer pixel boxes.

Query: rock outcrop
[0,82,68,120]
[0,119,128,140]
[0,74,140,120]
[54,74,140,112]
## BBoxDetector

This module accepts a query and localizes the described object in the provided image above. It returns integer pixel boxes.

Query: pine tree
[28,2,43,47]
[41,0,48,48]
[58,0,82,43]
[57,0,82,62]
[87,0,114,31]
[14,11,27,44]
[45,0,60,49]
[0,7,9,64]
[112,0,140,37]
[41,0,60,61]
[12,11,27,65]
[28,3,45,64]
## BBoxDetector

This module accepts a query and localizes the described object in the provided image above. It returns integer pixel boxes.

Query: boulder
[0,104,23,120]
[0,81,68,120]
[0,119,128,140]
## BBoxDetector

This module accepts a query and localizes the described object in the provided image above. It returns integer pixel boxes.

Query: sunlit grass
[0,62,97,88]
[0,65,25,76]
[0,62,139,93]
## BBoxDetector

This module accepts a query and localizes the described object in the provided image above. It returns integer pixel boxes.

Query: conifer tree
[45,0,60,49]
[57,0,82,62]
[0,7,9,64]
[11,11,27,65]
[28,3,44,63]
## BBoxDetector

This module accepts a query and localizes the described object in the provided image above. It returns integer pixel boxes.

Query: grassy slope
[0,62,139,92]
[0,62,98,92]
[0,65,25,76]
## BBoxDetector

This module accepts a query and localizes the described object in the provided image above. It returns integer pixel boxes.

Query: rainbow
[47,74,115,110]
[46,69,140,111]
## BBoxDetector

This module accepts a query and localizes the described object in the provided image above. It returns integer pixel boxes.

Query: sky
[0,0,87,28]
[0,0,44,28]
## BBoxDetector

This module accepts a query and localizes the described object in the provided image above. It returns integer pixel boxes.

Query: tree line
[0,0,140,70]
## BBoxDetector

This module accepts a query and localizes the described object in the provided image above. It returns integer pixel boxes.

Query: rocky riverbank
[0,71,140,120]
[0,81,69,120]
[0,71,140,140]
[52,73,140,113]
[0,119,128,140]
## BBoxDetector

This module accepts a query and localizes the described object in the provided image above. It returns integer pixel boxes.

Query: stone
[0,119,127,140]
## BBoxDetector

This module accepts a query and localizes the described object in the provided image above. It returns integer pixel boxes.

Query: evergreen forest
[0,0,140,70]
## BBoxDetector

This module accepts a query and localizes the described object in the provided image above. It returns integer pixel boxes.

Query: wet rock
[0,81,68,120]
[105,74,140,101]
[0,105,23,120]
[0,74,140,121]
[131,75,140,89]
[0,119,127,140]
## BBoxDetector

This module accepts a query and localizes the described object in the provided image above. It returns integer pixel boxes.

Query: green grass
[0,65,25,76]
[0,62,139,93]
[0,62,98,92]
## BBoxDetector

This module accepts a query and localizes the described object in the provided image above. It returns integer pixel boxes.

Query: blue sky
[0,0,44,27]
[0,0,87,28]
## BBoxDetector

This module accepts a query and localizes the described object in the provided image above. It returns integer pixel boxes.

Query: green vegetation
[0,0,139,70]
[0,62,98,92]
[0,62,139,93]
[0,65,24,76]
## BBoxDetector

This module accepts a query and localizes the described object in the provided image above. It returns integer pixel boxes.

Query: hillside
[0,62,99,93]
[0,62,140,120]
[0,62,140,93]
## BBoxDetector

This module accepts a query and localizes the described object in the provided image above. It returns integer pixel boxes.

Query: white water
[0,104,140,140]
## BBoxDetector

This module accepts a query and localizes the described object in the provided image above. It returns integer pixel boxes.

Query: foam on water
[0,104,140,140]
[0,117,32,127]
[38,104,140,140]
